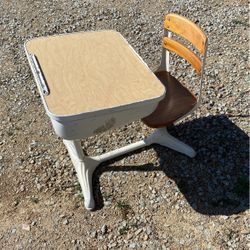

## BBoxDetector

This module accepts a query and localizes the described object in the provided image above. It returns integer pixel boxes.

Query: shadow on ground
[93,115,249,215]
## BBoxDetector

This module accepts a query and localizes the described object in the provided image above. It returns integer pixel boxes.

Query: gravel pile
[0,0,249,249]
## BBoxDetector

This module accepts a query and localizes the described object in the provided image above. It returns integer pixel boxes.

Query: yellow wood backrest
[164,13,207,55]
[163,37,202,74]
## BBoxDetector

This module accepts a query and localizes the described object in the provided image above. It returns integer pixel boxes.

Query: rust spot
[93,118,116,134]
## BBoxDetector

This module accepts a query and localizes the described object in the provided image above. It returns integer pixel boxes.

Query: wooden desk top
[25,30,165,116]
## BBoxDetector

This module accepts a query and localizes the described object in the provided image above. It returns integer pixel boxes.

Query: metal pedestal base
[63,128,196,210]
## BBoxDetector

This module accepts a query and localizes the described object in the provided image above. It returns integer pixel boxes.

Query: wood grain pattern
[163,37,202,74]
[164,13,207,55]
[25,31,165,116]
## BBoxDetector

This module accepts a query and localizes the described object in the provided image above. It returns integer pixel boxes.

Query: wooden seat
[142,71,197,128]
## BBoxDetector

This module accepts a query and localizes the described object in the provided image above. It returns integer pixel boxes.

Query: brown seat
[142,71,197,128]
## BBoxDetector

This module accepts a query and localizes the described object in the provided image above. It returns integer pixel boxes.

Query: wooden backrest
[163,37,202,74]
[163,13,207,74]
[164,13,207,54]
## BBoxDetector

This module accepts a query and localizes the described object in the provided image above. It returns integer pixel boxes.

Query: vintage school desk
[25,30,194,210]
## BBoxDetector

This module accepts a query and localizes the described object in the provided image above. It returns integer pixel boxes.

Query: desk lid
[25,30,165,118]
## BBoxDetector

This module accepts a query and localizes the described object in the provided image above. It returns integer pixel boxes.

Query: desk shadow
[93,115,249,215]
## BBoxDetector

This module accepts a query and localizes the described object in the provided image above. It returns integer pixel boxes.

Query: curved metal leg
[145,127,196,158]
[63,140,99,210]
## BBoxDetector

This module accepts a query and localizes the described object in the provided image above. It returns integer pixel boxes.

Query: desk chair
[25,14,207,211]
[141,13,208,164]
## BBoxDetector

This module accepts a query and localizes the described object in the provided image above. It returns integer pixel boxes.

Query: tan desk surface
[25,30,165,116]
